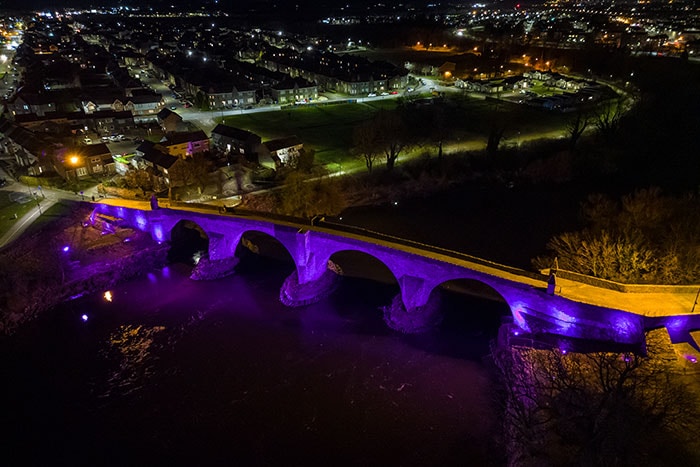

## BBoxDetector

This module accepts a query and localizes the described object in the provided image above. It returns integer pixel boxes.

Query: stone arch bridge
[92,201,700,352]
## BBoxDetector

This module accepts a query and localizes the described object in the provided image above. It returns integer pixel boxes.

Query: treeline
[534,188,700,284]
[493,331,700,466]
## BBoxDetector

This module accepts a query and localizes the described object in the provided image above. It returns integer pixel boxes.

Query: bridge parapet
[91,201,700,349]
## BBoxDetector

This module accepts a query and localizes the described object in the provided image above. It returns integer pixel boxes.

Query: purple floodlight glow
[550,307,576,334]
[513,330,520,336]
[154,225,164,242]
[511,304,531,332]
[81,314,88,322]
[62,246,70,252]
[561,349,568,355]
[666,316,688,333]
[611,315,639,340]
[686,355,698,364]
[135,213,147,230]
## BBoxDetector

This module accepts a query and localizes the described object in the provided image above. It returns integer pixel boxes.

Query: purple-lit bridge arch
[93,201,700,350]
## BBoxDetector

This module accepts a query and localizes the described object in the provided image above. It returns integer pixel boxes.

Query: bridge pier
[280,269,339,307]
[383,275,442,333]
[382,293,442,334]
[279,249,339,307]
[190,256,240,280]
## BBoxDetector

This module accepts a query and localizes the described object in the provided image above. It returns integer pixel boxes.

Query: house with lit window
[0,117,52,173]
[204,83,257,110]
[160,130,210,158]
[55,143,115,180]
[210,124,261,162]
[81,92,127,114]
[125,93,165,120]
[157,107,184,133]
[6,92,57,117]
[271,77,317,104]
[137,141,179,191]
[260,135,303,168]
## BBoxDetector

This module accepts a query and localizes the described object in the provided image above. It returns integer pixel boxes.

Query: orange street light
[69,155,79,165]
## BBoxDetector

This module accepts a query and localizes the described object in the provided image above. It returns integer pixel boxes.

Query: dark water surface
[2,255,509,466]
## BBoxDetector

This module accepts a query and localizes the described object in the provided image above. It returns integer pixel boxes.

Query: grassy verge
[0,197,34,236]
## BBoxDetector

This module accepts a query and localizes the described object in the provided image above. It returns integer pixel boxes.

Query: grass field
[222,95,579,172]
[223,100,397,166]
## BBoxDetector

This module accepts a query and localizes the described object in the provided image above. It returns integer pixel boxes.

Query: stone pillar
[190,256,239,281]
[383,275,442,333]
[382,293,442,334]
[279,233,338,306]
[279,268,339,307]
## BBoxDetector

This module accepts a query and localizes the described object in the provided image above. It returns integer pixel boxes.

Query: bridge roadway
[93,199,700,351]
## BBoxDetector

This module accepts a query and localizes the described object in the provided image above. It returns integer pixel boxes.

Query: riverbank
[0,202,168,336]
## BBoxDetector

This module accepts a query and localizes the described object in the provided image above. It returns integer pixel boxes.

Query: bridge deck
[96,199,700,318]
[555,277,697,317]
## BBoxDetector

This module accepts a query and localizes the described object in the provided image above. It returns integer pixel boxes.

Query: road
[0,163,101,249]
[0,68,632,248]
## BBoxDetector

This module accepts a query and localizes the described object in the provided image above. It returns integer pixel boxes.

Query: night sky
[0,0,413,12]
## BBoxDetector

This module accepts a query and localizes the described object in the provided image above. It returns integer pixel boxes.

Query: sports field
[221,95,586,171]
[223,100,396,166]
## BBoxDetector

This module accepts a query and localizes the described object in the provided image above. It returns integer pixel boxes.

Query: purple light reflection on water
[3,262,502,465]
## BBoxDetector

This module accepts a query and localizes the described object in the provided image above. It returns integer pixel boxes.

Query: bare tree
[594,98,624,142]
[566,109,591,150]
[353,121,379,173]
[486,124,506,156]
[374,110,411,171]
[492,335,700,466]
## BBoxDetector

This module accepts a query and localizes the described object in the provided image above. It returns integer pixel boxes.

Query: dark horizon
[0,0,488,13]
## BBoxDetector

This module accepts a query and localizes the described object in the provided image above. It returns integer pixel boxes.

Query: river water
[2,250,510,466]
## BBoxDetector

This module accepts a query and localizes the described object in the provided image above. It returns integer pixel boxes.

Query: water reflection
[3,259,509,465]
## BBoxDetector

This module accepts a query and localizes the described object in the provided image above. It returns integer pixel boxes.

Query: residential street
[0,164,100,249]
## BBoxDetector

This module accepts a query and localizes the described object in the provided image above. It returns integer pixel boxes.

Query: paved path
[0,166,99,249]
[555,276,698,318]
